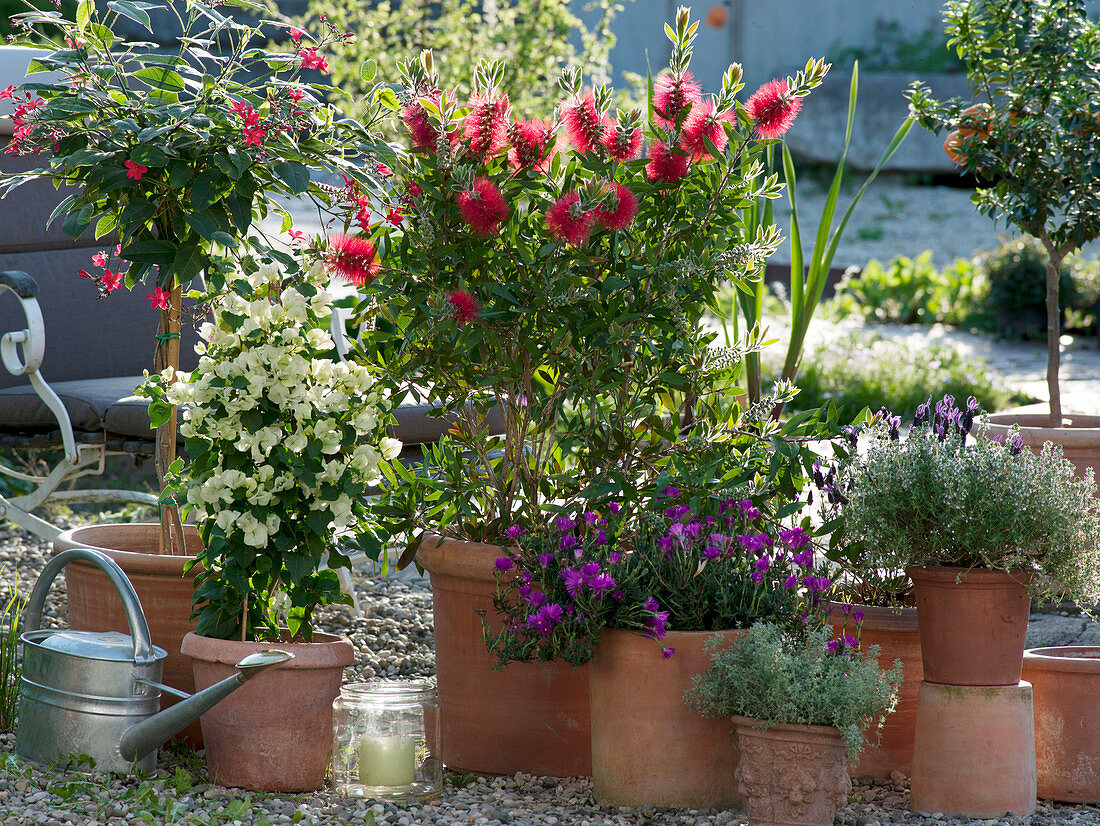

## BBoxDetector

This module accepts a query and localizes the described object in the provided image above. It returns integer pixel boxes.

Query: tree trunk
[1039,231,1064,427]
[154,284,183,555]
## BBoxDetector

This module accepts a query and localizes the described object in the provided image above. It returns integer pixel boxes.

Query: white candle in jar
[358,735,416,787]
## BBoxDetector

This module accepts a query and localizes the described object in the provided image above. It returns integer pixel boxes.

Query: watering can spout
[118,649,293,763]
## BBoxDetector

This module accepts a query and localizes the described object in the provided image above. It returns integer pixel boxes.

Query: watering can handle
[24,548,158,667]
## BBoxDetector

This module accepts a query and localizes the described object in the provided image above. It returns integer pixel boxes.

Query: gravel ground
[3,518,1100,825]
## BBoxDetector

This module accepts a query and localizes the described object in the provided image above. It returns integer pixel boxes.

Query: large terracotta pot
[55,522,204,746]
[829,603,921,779]
[910,680,1036,817]
[181,631,353,792]
[986,413,1100,495]
[1023,646,1100,803]
[416,533,591,777]
[907,565,1031,686]
[589,627,744,808]
[732,715,851,826]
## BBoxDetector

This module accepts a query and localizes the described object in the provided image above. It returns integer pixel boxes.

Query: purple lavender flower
[913,396,932,427]
[494,556,514,571]
[840,425,859,449]
[751,571,764,584]
[504,525,526,540]
[1010,434,1025,456]
[538,552,554,569]
[662,647,675,659]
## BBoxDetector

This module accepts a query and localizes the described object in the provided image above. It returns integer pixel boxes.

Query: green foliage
[768,330,1017,424]
[684,622,902,759]
[829,403,1100,606]
[981,236,1082,339]
[0,586,24,733]
[831,21,965,74]
[831,251,989,327]
[311,0,630,125]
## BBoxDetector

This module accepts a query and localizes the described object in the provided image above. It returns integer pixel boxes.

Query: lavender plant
[824,394,1100,605]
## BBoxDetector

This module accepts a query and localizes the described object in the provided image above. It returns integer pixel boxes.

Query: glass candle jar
[331,680,442,800]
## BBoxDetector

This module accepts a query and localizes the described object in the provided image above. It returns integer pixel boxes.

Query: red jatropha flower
[745,78,802,139]
[446,289,479,324]
[101,269,123,292]
[77,268,93,279]
[464,93,510,156]
[0,85,14,100]
[231,100,260,126]
[375,162,393,177]
[289,27,304,40]
[287,88,306,103]
[601,121,643,161]
[386,206,403,226]
[244,126,266,147]
[124,160,148,181]
[287,229,306,245]
[146,287,171,310]
[299,48,328,73]
[508,118,553,170]
[681,103,728,160]
[653,71,702,127]
[91,251,107,268]
[326,234,381,285]
[456,178,510,236]
[645,142,690,185]
[594,183,638,231]
[560,93,607,155]
[545,191,595,246]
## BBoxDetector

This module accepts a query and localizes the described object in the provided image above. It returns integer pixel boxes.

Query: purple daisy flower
[538,552,554,568]
[589,573,617,595]
[662,647,675,659]
[494,556,514,571]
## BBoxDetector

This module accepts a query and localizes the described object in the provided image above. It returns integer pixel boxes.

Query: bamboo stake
[154,283,183,555]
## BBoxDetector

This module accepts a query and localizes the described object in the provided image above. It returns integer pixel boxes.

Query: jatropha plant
[340,5,832,547]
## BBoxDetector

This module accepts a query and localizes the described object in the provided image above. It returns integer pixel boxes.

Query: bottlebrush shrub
[483,489,836,668]
[347,6,831,545]
[140,260,400,642]
[684,622,902,759]
[821,395,1100,606]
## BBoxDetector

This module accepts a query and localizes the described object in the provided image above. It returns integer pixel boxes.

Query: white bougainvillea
[144,259,399,641]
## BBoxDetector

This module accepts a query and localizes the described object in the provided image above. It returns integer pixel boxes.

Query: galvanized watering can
[16,548,293,774]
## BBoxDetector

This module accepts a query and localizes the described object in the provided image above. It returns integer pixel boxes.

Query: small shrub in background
[1,587,24,733]
[980,237,1076,340]
[766,330,1021,422]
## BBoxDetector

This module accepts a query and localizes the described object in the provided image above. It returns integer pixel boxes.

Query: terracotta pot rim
[600,626,744,642]
[730,714,845,741]
[416,532,518,582]
[1024,646,1100,672]
[55,523,203,574]
[906,565,1033,588]
[987,412,1100,438]
[827,600,918,632]
[181,630,354,668]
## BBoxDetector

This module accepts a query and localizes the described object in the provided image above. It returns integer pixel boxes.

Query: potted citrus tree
[685,621,902,826]
[342,4,831,776]
[908,0,1100,473]
[142,254,399,792]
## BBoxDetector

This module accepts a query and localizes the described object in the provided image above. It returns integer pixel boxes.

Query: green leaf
[185,211,220,241]
[121,239,176,265]
[274,162,309,194]
[283,552,313,585]
[133,66,185,93]
[108,0,151,31]
[130,144,167,168]
[94,211,118,239]
[172,243,207,282]
[76,0,93,32]
[360,58,376,83]
[62,205,93,240]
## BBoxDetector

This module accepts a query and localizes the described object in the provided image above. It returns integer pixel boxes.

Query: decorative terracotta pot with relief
[829,603,921,779]
[907,565,1031,686]
[416,533,591,777]
[589,627,745,808]
[182,630,353,792]
[732,715,851,826]
[55,522,204,746]
[986,412,1100,496]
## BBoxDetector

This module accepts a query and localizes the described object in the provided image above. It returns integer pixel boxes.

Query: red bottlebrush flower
[446,289,479,324]
[645,142,690,185]
[508,118,554,170]
[402,99,439,152]
[681,103,729,160]
[560,93,608,155]
[594,183,638,231]
[745,78,802,139]
[464,93,511,156]
[653,71,703,127]
[124,160,148,180]
[326,234,381,285]
[456,178,510,236]
[602,121,643,161]
[545,191,595,246]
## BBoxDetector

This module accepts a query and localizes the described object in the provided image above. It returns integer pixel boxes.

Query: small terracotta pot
[417,533,591,777]
[829,603,922,779]
[55,522,205,747]
[589,628,744,808]
[1023,646,1100,803]
[181,631,353,792]
[986,412,1100,496]
[907,565,1031,686]
[731,715,851,826]
[910,680,1036,817]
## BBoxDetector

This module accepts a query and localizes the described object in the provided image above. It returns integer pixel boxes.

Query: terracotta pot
[589,628,744,808]
[181,630,353,792]
[417,533,591,777]
[910,680,1036,817]
[829,603,922,779]
[1023,646,1100,803]
[907,565,1031,686]
[986,412,1100,496]
[731,715,851,826]
[54,522,205,747]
